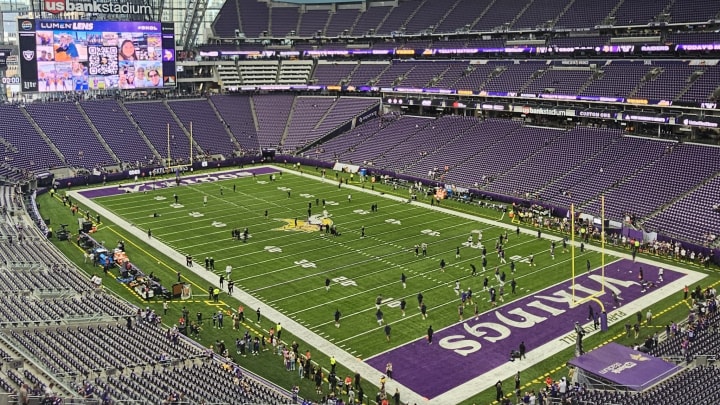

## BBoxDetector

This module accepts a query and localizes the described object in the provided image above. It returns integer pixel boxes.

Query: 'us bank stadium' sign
[44,0,152,14]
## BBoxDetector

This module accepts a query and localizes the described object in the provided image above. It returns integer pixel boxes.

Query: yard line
[182,208,503,270]
[183,212,464,275]
[332,252,599,348]
[270,235,544,308]
[181,207,457,259]
[242,220,476,290]
[112,186,441,245]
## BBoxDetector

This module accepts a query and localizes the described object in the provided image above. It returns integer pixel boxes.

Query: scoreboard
[18,19,175,92]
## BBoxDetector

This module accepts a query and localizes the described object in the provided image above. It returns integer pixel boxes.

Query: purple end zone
[78,167,279,199]
[366,260,687,399]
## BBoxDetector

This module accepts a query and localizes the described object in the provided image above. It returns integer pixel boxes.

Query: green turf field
[90,169,609,358]
[38,165,719,404]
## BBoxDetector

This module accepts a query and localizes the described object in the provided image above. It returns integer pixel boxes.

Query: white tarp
[333,162,360,174]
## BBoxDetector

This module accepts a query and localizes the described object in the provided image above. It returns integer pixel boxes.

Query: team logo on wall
[22,51,34,61]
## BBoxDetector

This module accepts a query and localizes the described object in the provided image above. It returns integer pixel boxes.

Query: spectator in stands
[19,383,29,405]
[44,382,56,399]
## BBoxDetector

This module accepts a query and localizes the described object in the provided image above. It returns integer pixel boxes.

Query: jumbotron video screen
[18,19,176,92]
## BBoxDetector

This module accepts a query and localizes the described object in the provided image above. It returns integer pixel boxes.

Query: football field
[69,166,703,403]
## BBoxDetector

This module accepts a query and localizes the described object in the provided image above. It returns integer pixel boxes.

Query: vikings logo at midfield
[276,214,333,233]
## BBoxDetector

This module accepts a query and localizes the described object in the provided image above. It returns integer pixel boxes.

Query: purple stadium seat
[25,103,116,169]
